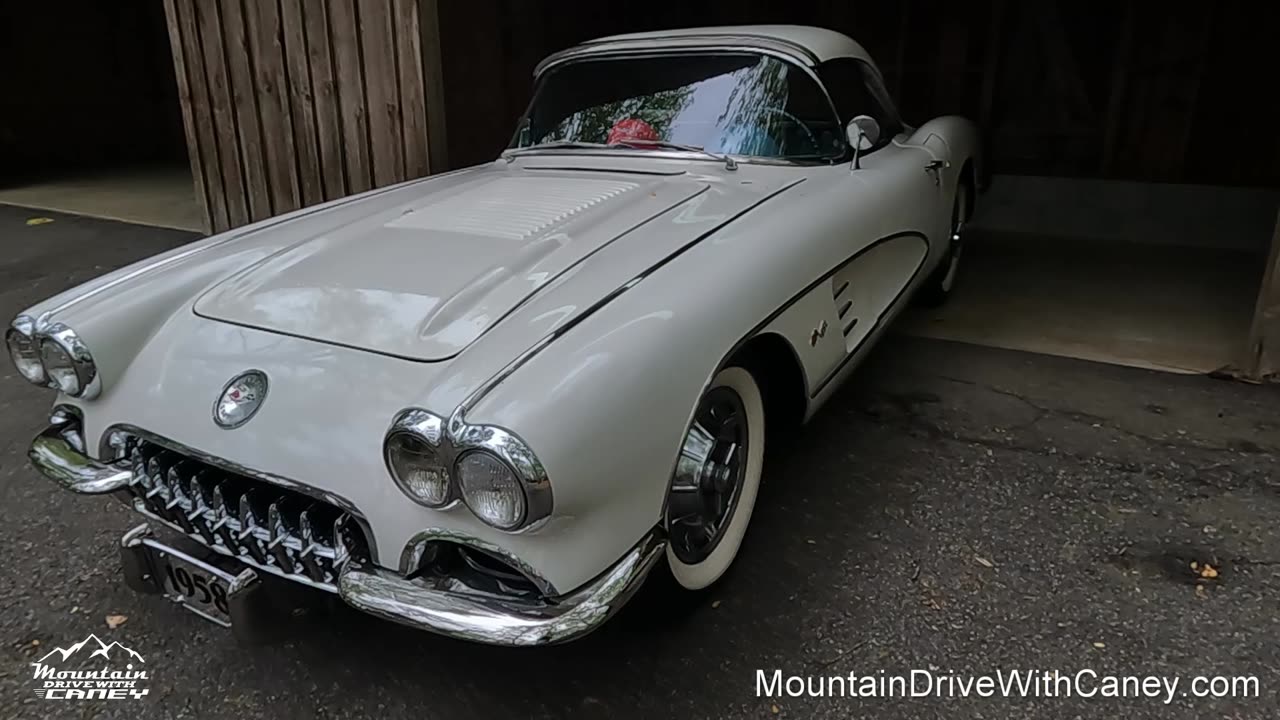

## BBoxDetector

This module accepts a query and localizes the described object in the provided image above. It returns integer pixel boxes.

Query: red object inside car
[607,118,659,145]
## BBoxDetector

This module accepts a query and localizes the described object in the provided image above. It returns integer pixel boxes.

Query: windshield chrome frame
[505,48,845,168]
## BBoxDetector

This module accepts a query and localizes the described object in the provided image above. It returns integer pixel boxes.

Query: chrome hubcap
[667,387,748,564]
[941,197,966,293]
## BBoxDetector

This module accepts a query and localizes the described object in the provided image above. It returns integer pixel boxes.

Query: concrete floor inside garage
[0,163,202,233]
[900,232,1262,375]
[900,176,1276,376]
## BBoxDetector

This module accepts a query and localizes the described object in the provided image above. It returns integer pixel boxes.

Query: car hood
[194,169,714,361]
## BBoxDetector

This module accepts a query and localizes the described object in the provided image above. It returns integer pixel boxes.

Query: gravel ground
[1,206,1277,719]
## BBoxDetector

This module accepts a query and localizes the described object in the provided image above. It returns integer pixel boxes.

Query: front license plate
[137,538,253,627]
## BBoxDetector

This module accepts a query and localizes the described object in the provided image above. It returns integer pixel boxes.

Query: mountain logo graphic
[30,634,150,701]
[36,634,145,665]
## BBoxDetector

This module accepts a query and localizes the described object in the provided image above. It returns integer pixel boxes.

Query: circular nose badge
[213,370,268,429]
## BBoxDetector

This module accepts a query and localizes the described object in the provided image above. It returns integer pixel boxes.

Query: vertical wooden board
[977,0,1006,149]
[330,0,372,192]
[932,5,969,114]
[279,0,325,206]
[417,0,447,171]
[162,0,212,233]
[891,0,912,102]
[357,0,403,186]
[245,0,302,214]
[220,0,271,221]
[303,0,347,197]
[195,0,250,227]
[174,0,230,232]
[394,0,429,178]
[1099,1,1134,176]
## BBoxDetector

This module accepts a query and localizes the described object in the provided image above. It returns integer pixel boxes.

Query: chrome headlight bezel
[383,407,553,532]
[36,323,100,399]
[384,409,456,509]
[5,317,46,386]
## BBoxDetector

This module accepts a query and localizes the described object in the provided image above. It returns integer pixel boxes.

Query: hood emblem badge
[213,370,269,429]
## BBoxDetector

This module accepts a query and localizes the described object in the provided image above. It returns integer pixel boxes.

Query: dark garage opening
[0,2,199,231]
[436,0,1280,375]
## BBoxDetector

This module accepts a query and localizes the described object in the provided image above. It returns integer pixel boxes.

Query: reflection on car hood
[194,170,714,361]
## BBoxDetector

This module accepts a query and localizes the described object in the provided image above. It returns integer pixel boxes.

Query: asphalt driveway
[1,206,1277,719]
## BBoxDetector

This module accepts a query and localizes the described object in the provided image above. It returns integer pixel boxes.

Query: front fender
[461,172,884,582]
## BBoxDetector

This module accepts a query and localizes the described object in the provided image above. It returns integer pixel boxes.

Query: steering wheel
[760,107,820,154]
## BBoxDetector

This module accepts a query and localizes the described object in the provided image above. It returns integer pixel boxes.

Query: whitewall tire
[920,181,969,306]
[665,366,765,591]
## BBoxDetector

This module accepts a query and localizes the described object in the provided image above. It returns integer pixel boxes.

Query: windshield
[511,53,844,161]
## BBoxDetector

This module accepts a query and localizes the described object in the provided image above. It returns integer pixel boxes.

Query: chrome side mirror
[846,115,881,169]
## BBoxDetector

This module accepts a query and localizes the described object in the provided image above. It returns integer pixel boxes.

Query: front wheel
[664,366,766,591]
[919,182,969,306]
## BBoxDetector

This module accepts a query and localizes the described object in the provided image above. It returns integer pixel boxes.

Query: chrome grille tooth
[296,505,326,582]
[210,484,240,554]
[164,465,191,511]
[186,469,217,544]
[330,515,352,579]
[128,446,147,488]
[162,463,193,532]
[237,491,270,565]
[143,456,172,515]
[266,501,297,573]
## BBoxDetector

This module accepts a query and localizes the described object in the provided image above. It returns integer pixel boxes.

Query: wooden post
[1099,1,1135,177]
[1243,206,1280,380]
[419,0,450,172]
[977,0,1006,143]
[161,0,211,233]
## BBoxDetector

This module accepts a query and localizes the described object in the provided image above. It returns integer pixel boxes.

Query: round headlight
[456,451,526,530]
[385,431,453,507]
[40,338,82,395]
[5,328,46,385]
[34,324,98,398]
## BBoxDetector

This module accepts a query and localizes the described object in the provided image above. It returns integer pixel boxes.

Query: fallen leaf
[974,555,994,568]
[105,614,128,630]
[1195,584,1208,599]
[1092,642,1106,649]
[711,600,721,609]
[1190,561,1198,570]
[771,705,780,714]
[30,640,39,647]
[25,217,54,226]
[1200,565,1218,579]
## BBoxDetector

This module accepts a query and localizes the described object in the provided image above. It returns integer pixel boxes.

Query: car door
[816,59,944,362]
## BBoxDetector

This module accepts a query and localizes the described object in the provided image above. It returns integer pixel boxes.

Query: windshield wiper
[613,140,738,171]
[507,139,738,170]
[505,140,620,157]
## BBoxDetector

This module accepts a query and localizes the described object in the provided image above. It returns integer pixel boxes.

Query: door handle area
[924,159,947,186]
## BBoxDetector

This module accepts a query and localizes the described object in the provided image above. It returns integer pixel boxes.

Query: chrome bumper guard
[338,531,665,646]
[29,422,132,494]
[29,421,668,646]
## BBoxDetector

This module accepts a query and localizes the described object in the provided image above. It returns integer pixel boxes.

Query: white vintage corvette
[6,26,979,645]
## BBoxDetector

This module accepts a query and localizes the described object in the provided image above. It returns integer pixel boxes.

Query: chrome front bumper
[29,420,666,646]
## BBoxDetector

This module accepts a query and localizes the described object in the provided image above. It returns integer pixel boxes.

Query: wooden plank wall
[163,0,441,233]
